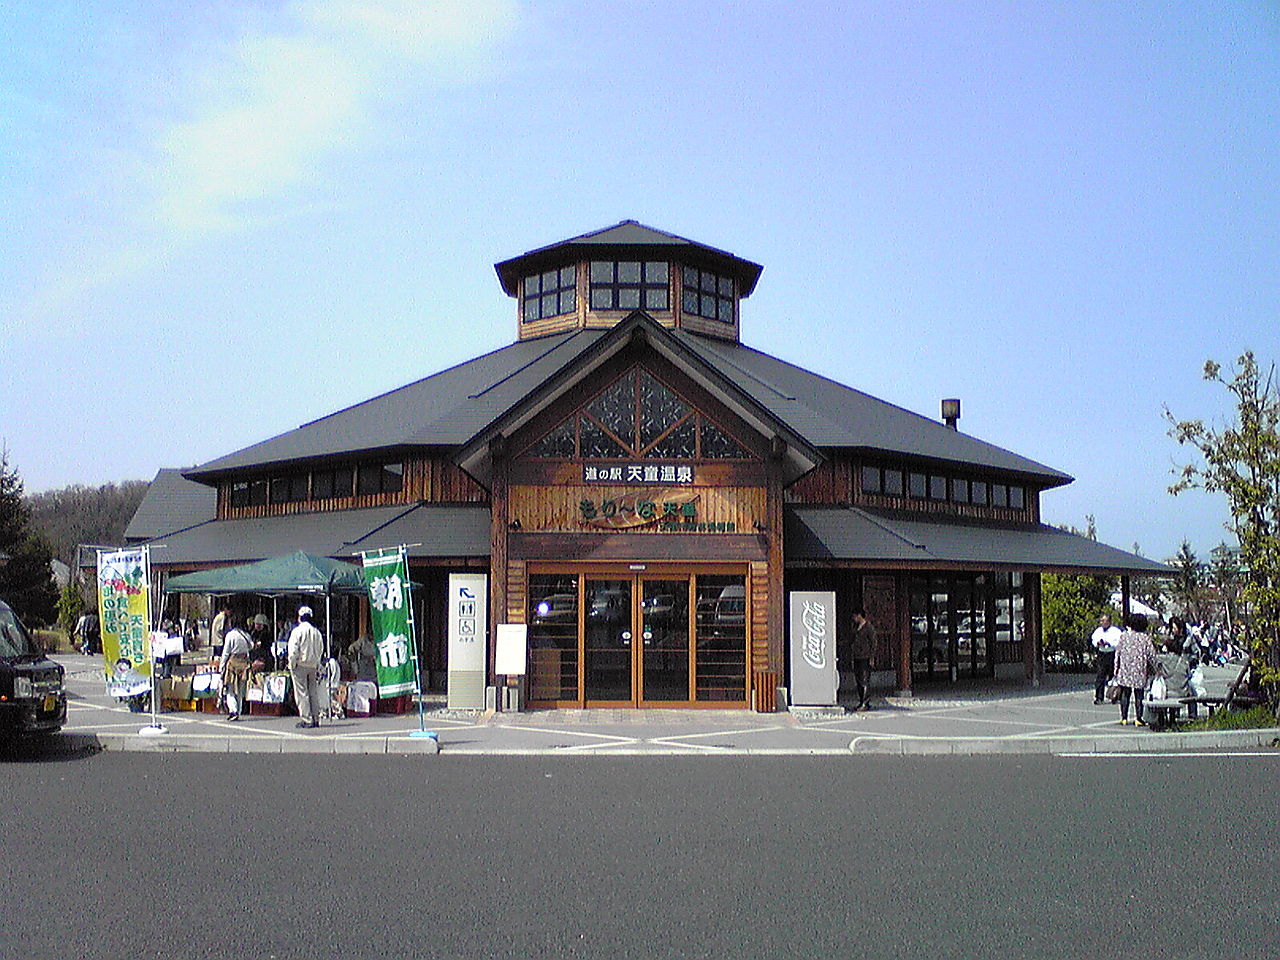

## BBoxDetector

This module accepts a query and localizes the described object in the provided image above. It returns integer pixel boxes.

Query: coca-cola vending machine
[788,591,837,706]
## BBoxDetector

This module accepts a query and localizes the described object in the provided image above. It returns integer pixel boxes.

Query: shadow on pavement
[0,733,102,763]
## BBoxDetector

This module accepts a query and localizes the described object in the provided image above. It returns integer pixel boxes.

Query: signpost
[788,591,837,706]
[447,573,488,710]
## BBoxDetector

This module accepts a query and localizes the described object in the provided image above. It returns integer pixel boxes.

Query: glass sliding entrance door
[526,569,748,707]
[641,579,690,702]
[584,579,632,702]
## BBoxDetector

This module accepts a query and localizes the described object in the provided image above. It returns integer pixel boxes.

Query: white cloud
[14,0,518,327]
[153,0,519,233]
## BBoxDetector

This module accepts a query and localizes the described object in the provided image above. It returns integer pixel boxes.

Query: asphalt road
[2,750,1277,960]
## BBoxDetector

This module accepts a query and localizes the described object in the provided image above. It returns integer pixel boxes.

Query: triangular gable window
[523,367,752,460]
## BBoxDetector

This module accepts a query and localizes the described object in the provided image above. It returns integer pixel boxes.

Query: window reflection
[528,575,579,701]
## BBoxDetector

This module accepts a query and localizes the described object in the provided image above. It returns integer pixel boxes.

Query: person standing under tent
[248,615,276,674]
[210,603,232,657]
[288,606,324,729]
[220,616,252,721]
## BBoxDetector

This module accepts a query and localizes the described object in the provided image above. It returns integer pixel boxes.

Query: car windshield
[0,604,40,658]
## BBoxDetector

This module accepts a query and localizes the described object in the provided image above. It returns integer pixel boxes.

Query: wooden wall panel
[677,314,738,341]
[218,454,489,520]
[787,450,1039,522]
[505,560,527,624]
[509,485,766,534]
[749,560,770,676]
[511,533,767,562]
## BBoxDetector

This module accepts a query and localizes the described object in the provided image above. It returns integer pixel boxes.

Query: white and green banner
[361,547,417,697]
[96,547,152,690]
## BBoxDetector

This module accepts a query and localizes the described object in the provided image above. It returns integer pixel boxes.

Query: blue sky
[2,0,1277,562]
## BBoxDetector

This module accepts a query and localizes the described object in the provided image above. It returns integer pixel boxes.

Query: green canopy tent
[164,551,369,658]
[164,550,367,596]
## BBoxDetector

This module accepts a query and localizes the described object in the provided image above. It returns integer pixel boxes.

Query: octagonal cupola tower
[495,220,763,342]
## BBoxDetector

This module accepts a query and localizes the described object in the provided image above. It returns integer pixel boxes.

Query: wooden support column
[895,571,912,696]
[1121,576,1131,618]
[487,436,508,683]
[1024,572,1043,685]
[765,450,786,677]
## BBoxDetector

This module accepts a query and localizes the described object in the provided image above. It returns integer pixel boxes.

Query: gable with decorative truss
[522,365,755,462]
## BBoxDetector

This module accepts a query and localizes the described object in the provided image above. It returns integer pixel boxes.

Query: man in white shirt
[220,617,252,721]
[288,606,325,729]
[1091,613,1123,704]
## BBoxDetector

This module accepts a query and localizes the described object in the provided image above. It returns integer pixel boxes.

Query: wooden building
[128,221,1167,709]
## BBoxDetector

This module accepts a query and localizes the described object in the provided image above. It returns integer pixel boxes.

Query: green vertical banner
[361,547,417,696]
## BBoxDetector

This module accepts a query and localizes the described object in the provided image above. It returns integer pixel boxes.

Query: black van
[0,599,67,738]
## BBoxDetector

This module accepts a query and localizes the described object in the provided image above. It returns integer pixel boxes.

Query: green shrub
[1183,705,1278,731]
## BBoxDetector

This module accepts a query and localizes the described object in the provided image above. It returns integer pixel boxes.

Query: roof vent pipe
[941,398,961,430]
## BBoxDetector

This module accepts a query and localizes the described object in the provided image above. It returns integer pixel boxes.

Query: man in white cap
[288,606,324,728]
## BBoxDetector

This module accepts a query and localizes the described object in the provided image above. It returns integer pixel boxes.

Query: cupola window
[523,266,577,322]
[681,266,734,323]
[589,261,669,311]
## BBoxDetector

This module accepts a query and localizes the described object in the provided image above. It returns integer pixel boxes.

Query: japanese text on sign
[583,464,693,484]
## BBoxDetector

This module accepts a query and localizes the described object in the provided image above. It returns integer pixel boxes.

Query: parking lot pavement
[41,654,1280,757]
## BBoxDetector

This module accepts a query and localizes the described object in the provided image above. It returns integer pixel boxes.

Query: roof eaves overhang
[183,443,450,486]
[845,445,1074,490]
[784,504,1174,575]
[494,221,764,298]
[455,311,821,485]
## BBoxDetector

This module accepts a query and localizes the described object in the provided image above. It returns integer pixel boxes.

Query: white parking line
[1060,752,1280,758]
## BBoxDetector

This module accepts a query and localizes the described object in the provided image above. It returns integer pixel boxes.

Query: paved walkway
[41,654,1280,756]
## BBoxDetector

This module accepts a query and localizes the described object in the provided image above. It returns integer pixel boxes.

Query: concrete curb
[849,728,1280,755]
[47,727,1280,757]
[73,732,441,755]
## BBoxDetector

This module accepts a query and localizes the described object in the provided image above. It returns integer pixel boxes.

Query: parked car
[0,599,67,739]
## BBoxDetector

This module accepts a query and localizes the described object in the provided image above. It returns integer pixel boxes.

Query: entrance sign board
[788,591,837,706]
[447,573,488,709]
[495,624,528,676]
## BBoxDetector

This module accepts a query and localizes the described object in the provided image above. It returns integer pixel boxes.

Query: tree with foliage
[26,479,149,564]
[0,450,58,626]
[1166,540,1207,623]
[1208,543,1242,636]
[1167,351,1280,713]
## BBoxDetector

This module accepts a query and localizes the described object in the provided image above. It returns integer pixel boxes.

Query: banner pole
[401,545,427,734]
[139,545,166,736]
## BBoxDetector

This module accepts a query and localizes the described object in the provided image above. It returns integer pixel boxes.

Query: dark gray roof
[138,504,490,566]
[674,333,1072,485]
[494,220,764,297]
[124,469,217,541]
[187,331,604,478]
[785,505,1170,574]
[188,320,1070,487]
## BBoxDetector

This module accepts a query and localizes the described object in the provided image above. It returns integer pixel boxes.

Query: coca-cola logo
[800,600,827,669]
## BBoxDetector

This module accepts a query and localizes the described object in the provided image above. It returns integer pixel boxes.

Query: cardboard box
[161,677,193,700]
[376,694,411,715]
[248,701,282,716]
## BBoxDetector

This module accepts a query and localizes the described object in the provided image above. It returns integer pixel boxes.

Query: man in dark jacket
[850,608,876,711]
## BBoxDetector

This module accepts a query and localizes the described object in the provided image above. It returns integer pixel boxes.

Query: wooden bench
[1179,695,1261,718]
[1143,699,1184,731]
